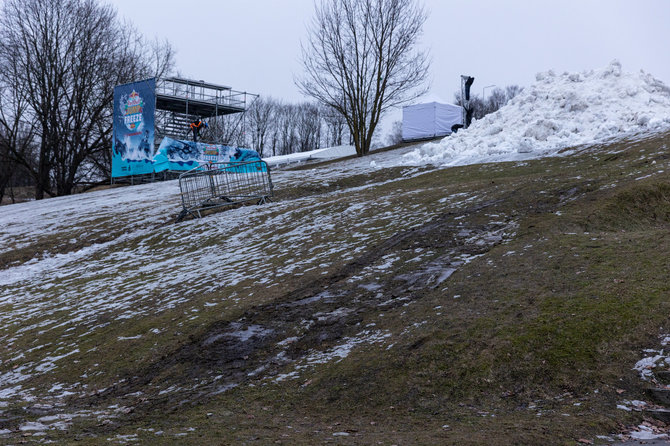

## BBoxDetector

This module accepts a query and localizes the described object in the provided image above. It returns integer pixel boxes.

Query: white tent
[402,102,463,141]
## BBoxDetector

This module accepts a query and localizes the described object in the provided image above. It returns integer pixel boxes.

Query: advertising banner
[152,137,262,172]
[111,78,156,177]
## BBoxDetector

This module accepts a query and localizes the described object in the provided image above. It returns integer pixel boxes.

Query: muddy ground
[2,134,670,444]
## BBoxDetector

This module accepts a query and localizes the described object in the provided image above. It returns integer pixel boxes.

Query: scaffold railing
[156,77,248,112]
[176,160,273,221]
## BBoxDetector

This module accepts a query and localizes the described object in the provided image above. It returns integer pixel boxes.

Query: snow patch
[402,61,670,168]
[273,331,391,383]
[634,354,664,379]
[629,425,668,440]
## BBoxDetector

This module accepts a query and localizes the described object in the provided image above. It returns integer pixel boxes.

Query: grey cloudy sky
[110,0,670,106]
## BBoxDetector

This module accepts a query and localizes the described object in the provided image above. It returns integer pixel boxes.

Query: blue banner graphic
[112,78,156,178]
[152,137,262,172]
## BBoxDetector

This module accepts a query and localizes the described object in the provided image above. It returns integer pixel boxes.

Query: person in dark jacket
[189,118,208,142]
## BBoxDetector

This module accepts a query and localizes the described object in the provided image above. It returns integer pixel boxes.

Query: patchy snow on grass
[0,159,448,404]
[0,181,180,254]
[117,335,142,341]
[629,425,669,440]
[222,323,274,343]
[273,330,391,383]
[616,335,670,439]
[303,330,391,365]
[19,421,48,432]
[634,354,665,379]
[5,84,664,435]
[617,400,648,412]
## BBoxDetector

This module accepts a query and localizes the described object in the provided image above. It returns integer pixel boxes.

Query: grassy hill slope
[1,133,670,444]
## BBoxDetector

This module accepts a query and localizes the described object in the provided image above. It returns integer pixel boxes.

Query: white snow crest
[403,60,670,167]
[633,354,664,379]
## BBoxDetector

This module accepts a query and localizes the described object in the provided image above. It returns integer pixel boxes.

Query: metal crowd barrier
[176,160,273,221]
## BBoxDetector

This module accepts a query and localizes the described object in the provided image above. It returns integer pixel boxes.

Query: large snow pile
[402,60,670,167]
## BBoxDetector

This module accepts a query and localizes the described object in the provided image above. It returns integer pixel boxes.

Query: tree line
[0,0,473,202]
[0,0,173,202]
[205,98,350,159]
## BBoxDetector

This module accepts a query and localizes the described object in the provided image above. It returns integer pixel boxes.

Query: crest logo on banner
[123,90,144,131]
[112,78,156,178]
[203,145,220,162]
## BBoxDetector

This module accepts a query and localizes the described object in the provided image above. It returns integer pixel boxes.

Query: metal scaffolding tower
[155,77,254,144]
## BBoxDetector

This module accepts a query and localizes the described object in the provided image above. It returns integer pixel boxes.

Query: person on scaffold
[189,118,208,143]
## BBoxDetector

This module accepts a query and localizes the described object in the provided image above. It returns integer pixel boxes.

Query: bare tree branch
[296,0,429,156]
[0,0,174,199]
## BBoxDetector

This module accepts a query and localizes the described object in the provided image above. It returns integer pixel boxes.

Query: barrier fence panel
[177,160,273,221]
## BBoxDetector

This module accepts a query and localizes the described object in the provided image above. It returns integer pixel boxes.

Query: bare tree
[321,104,349,147]
[276,103,298,156]
[505,85,524,101]
[487,88,508,114]
[0,0,173,198]
[295,103,322,153]
[245,98,347,158]
[297,0,429,157]
[0,71,38,203]
[268,102,282,157]
[246,97,275,157]
[207,113,246,147]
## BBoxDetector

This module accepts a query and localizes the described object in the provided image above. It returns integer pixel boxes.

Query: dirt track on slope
[87,195,523,421]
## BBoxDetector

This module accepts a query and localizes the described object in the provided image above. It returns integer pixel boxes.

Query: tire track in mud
[21,176,592,436]
[83,197,520,417]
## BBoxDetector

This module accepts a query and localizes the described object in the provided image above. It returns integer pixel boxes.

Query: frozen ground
[1,61,670,443]
[0,146,453,407]
[0,139,524,441]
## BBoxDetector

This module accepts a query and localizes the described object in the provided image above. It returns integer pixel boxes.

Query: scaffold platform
[156,77,247,117]
[154,77,255,143]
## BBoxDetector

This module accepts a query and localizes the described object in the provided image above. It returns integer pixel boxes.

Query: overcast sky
[110,0,670,115]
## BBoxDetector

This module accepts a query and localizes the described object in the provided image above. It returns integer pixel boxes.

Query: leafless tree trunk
[295,103,321,153]
[297,0,429,157]
[0,77,38,203]
[0,0,173,199]
[321,104,348,147]
[269,104,281,158]
[276,104,298,156]
[246,97,275,158]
